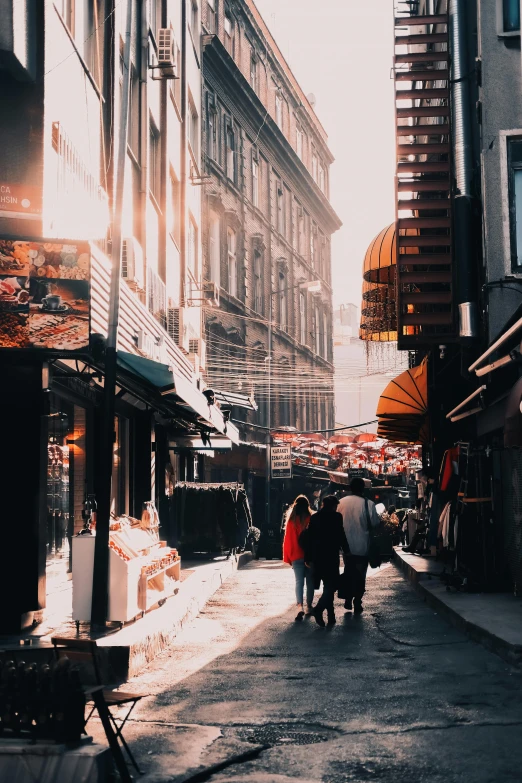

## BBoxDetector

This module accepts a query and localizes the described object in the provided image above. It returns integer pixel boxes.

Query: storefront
[0,238,238,633]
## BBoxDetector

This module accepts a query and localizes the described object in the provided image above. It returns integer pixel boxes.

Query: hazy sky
[254,0,396,310]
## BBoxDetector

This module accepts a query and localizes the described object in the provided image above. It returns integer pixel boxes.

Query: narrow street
[104,562,522,783]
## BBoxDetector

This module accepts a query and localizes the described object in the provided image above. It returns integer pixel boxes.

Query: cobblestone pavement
[93,561,522,782]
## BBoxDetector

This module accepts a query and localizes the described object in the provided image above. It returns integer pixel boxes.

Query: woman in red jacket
[283,495,314,621]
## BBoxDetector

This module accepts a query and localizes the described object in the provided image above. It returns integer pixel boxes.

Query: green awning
[117,352,239,443]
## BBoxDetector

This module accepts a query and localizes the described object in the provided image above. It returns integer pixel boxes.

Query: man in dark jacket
[304,495,350,627]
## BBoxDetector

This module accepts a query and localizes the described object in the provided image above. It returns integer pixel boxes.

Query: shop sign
[0,237,90,352]
[0,183,42,218]
[271,444,292,479]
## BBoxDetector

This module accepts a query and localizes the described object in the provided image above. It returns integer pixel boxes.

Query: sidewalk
[393,547,522,666]
[0,553,252,682]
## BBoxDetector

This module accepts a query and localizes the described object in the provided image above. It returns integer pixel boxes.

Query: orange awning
[376,359,429,444]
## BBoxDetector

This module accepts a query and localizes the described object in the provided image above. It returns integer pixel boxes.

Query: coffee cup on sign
[42,294,63,311]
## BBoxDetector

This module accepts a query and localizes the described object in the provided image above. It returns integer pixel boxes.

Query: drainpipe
[450,0,478,341]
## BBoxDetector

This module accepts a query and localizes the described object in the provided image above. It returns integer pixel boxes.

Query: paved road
[104,561,522,782]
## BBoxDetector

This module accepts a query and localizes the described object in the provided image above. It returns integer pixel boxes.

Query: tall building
[199,0,341,468]
[0,0,236,632]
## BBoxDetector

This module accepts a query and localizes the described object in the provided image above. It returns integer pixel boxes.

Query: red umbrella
[354,433,378,444]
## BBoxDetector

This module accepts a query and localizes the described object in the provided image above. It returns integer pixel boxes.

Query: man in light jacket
[337,477,380,614]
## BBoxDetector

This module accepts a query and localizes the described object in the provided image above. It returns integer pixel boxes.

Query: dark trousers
[343,555,369,603]
[315,578,336,617]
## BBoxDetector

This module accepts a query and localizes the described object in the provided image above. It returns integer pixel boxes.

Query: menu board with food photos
[0,238,90,351]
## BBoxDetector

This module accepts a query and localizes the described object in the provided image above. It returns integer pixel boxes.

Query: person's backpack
[365,499,381,569]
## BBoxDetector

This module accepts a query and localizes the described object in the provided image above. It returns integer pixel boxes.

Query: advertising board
[0,238,90,352]
[271,444,292,479]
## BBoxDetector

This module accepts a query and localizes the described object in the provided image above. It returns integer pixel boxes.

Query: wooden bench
[52,636,146,781]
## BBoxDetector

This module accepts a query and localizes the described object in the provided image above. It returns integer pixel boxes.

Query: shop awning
[117,352,239,443]
[376,360,429,444]
[214,389,258,411]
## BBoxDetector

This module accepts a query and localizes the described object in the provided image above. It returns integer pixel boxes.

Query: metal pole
[265,291,272,536]
[91,0,133,627]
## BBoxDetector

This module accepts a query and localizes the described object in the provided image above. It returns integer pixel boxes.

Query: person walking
[337,478,380,614]
[282,495,314,621]
[304,495,350,627]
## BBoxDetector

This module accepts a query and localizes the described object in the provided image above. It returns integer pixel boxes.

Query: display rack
[72,513,181,624]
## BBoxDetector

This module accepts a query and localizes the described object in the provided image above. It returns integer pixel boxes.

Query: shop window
[508,138,522,268]
[111,416,129,516]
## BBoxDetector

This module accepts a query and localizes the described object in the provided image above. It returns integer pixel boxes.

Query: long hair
[286,495,312,533]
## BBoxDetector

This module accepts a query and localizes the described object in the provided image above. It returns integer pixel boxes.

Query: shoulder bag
[365,498,381,569]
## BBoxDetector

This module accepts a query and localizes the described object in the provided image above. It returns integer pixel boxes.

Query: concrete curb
[100,551,253,682]
[392,549,522,667]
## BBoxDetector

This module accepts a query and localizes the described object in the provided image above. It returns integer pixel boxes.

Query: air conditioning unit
[157,28,178,78]
[202,281,219,307]
[121,238,145,291]
[188,338,206,370]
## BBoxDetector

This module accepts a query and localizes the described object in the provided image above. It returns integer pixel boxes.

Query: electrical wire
[232,418,379,434]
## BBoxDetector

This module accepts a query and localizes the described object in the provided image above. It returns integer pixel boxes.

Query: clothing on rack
[440,446,460,492]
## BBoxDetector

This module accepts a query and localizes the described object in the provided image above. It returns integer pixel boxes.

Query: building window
[224,8,234,55]
[318,163,326,193]
[253,249,263,313]
[310,223,316,267]
[127,64,141,160]
[500,0,520,33]
[275,91,283,130]
[311,150,318,182]
[296,126,303,160]
[149,0,161,37]
[314,303,321,354]
[508,138,522,268]
[209,210,221,287]
[299,290,307,345]
[227,227,237,297]
[250,52,258,93]
[207,0,216,33]
[323,310,328,359]
[190,0,199,41]
[279,271,287,331]
[226,122,236,182]
[188,216,198,277]
[276,181,285,235]
[297,206,305,255]
[170,171,180,245]
[206,93,217,160]
[252,154,259,207]
[149,121,161,203]
[188,97,199,157]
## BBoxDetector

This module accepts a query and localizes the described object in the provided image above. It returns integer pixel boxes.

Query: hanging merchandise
[173,482,254,554]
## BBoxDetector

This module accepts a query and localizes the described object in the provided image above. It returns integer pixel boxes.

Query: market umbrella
[354,432,378,443]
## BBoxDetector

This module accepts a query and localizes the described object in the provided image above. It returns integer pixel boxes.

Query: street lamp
[265,279,322,543]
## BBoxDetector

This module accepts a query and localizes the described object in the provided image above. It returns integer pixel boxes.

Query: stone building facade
[199,0,341,444]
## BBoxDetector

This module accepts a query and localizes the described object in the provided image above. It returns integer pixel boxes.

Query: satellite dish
[307,93,316,108]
